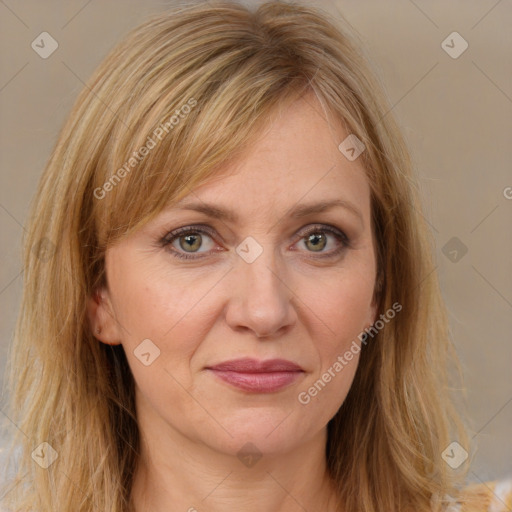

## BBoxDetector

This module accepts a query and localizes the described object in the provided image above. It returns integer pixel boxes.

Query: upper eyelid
[163,222,345,237]
[162,224,216,242]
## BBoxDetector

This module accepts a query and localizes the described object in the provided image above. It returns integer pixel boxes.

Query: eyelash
[160,224,350,261]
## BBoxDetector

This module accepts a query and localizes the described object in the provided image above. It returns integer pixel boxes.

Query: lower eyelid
[293,236,347,258]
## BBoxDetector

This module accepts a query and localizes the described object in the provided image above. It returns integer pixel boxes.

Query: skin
[88,92,378,512]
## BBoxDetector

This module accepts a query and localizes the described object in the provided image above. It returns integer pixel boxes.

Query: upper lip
[207,358,303,373]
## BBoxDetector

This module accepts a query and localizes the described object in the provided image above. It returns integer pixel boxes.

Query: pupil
[181,234,201,252]
[307,233,326,251]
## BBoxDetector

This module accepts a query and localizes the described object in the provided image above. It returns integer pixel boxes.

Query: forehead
[171,94,371,225]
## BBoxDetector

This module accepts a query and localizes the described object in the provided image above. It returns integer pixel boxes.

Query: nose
[224,247,296,339]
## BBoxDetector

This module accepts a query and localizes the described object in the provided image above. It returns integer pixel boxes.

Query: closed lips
[206,358,304,393]
[207,358,303,372]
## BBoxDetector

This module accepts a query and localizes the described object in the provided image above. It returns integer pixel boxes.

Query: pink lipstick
[206,358,304,393]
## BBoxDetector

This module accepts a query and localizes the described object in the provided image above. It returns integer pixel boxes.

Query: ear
[366,267,384,329]
[365,288,380,331]
[87,287,122,346]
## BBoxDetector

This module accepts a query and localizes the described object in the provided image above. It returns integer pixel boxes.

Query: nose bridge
[244,247,283,297]
[226,239,294,337]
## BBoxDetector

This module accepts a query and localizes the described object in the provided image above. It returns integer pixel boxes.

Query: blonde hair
[1,1,483,510]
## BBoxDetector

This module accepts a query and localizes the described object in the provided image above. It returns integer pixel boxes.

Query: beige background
[0,0,511,484]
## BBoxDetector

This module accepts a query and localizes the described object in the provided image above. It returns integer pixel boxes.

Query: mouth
[206,358,305,393]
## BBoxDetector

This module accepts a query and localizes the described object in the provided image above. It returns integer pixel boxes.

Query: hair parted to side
[1,1,486,511]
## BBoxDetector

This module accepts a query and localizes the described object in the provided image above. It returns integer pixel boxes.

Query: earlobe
[368,296,379,330]
[87,287,122,346]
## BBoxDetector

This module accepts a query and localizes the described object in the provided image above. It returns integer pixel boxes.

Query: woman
[1,1,509,511]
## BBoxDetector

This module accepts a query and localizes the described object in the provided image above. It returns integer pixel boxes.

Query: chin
[205,407,316,457]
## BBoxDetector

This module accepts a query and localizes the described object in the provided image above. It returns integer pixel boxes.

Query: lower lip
[208,370,303,393]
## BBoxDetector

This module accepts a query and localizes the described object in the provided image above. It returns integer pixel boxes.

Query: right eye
[161,225,221,260]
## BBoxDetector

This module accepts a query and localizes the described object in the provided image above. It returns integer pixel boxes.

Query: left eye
[295,226,349,256]
[299,231,333,252]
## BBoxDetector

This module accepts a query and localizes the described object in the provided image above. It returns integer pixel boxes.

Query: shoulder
[449,478,512,512]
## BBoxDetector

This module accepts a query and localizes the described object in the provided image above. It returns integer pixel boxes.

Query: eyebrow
[173,199,364,226]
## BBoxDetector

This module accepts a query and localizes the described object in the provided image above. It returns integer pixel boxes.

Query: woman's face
[91,94,378,458]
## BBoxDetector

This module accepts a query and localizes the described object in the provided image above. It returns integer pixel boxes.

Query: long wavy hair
[1,1,485,510]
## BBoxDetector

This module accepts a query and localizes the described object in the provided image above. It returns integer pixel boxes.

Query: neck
[129,399,340,512]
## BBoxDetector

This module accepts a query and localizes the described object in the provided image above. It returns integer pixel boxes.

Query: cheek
[109,258,222,375]
[295,266,373,415]
[297,352,360,430]
[303,266,375,346]
[110,253,187,331]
